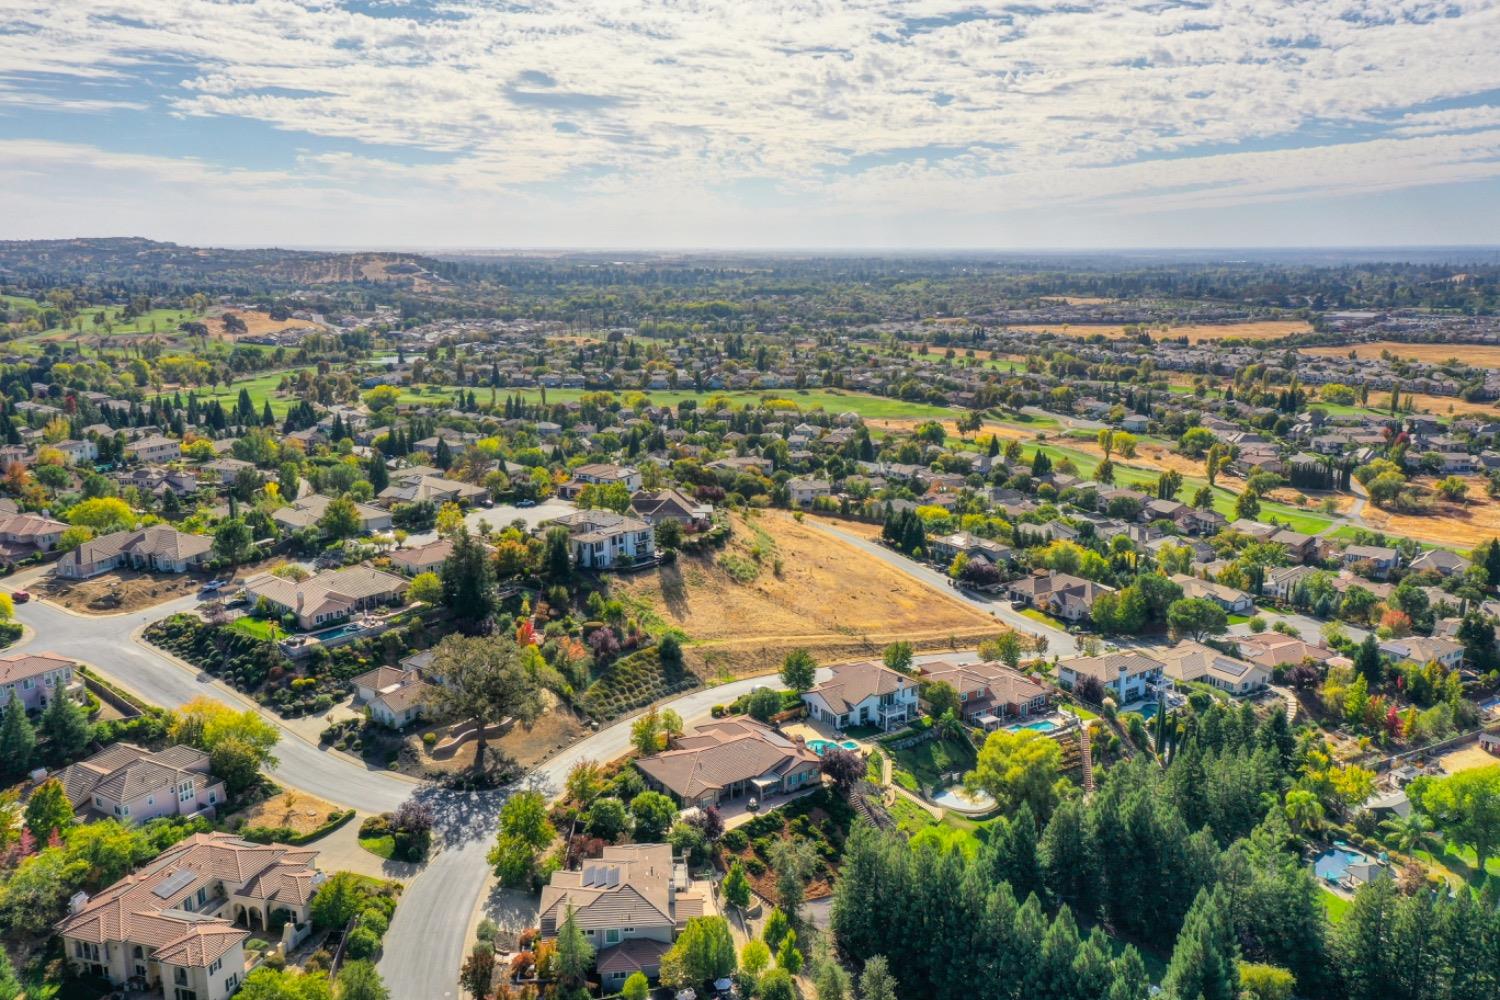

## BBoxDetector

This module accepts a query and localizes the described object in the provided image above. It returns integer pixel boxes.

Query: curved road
[10,594,776,1000]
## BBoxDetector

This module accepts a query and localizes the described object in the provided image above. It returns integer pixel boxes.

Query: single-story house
[1157,641,1271,696]
[271,493,393,535]
[1170,573,1255,614]
[55,526,212,579]
[388,538,453,576]
[241,565,408,630]
[635,717,821,809]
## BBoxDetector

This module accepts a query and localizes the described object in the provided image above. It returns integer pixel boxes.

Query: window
[622,926,634,934]
[605,929,620,945]
[208,958,222,975]
[225,974,239,993]
[175,968,189,986]
[73,941,100,962]
[197,887,208,906]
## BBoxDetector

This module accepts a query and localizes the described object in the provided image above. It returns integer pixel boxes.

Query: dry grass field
[210,308,324,340]
[1435,744,1500,775]
[1301,341,1500,368]
[999,319,1312,343]
[613,511,999,677]
[231,790,342,835]
[1360,475,1500,548]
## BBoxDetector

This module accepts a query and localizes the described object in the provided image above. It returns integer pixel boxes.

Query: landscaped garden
[717,787,855,901]
[878,722,977,794]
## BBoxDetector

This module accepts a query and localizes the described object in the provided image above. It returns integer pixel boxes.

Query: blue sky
[3,0,1500,249]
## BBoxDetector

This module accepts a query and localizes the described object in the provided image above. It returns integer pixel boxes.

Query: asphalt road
[805,520,1080,657]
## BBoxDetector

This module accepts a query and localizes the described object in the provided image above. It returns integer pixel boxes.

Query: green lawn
[1414,843,1500,891]
[884,732,977,791]
[1020,607,1069,630]
[184,368,307,417]
[228,616,282,640]
[359,834,397,859]
[484,385,963,422]
[1320,888,1351,923]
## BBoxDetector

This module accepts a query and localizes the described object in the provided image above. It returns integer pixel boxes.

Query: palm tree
[1381,812,1440,857]
[1284,788,1325,834]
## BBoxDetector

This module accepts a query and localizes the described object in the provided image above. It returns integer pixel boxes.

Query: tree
[724,861,752,910]
[820,748,864,797]
[746,687,782,723]
[317,495,362,540]
[1379,811,1439,856]
[662,916,736,984]
[311,871,368,930]
[966,727,1064,821]
[814,948,851,1000]
[1407,764,1500,872]
[24,778,72,841]
[763,907,792,951]
[460,944,496,1000]
[760,968,795,1000]
[776,929,803,974]
[859,956,897,1000]
[66,496,134,533]
[585,796,629,840]
[544,525,573,581]
[621,972,650,1000]
[169,698,279,771]
[1167,597,1228,642]
[632,708,665,755]
[237,967,334,1000]
[1282,788,1324,834]
[487,790,555,887]
[1239,963,1295,1000]
[213,516,255,566]
[1234,490,1261,520]
[780,648,817,691]
[768,838,819,925]
[555,905,595,992]
[882,641,913,674]
[335,961,390,1000]
[424,634,543,773]
[654,518,683,552]
[209,736,267,796]
[39,691,91,762]
[408,571,442,604]
[0,692,35,779]
[631,790,677,841]
[440,530,498,630]
[740,939,771,977]
[0,943,20,1000]
[1161,887,1237,1000]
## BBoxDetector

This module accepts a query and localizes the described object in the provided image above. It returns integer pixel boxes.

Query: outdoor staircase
[1079,722,1096,796]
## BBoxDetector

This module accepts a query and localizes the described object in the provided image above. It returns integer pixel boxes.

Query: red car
[11,591,28,603]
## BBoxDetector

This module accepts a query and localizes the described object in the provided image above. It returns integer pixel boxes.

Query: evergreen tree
[0,691,34,778]
[39,691,91,762]
[1161,887,1237,1000]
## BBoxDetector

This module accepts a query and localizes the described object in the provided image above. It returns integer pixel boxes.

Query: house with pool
[1057,651,1166,705]
[918,661,1050,730]
[800,660,918,732]
[634,717,822,809]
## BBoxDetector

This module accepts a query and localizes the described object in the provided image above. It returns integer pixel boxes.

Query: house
[241,565,408,630]
[377,473,488,506]
[1342,544,1400,579]
[200,458,258,487]
[919,661,1049,729]
[125,434,181,464]
[0,510,68,558]
[559,463,642,499]
[1235,633,1336,670]
[1006,570,1116,622]
[1409,549,1468,578]
[1268,529,1318,564]
[1057,651,1165,704]
[786,477,831,507]
[1379,635,1465,669]
[538,844,706,989]
[59,744,225,822]
[1170,573,1255,614]
[548,509,655,569]
[928,531,1015,567]
[54,439,99,465]
[56,832,324,1000]
[1263,564,1321,602]
[350,665,430,729]
[388,538,453,576]
[801,660,919,732]
[1157,641,1271,696]
[271,493,393,535]
[629,489,714,530]
[635,717,821,809]
[0,651,79,712]
[55,526,213,579]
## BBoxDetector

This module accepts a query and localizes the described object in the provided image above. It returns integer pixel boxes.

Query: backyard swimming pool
[1314,847,1367,882]
[1006,720,1058,733]
[808,738,861,756]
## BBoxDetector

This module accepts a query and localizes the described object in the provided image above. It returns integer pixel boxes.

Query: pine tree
[1161,887,1237,1000]
[39,691,91,762]
[0,691,34,778]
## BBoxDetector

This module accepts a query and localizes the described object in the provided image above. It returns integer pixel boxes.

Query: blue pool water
[1314,848,1366,882]
[807,739,861,756]
[311,622,366,642]
[1007,720,1058,733]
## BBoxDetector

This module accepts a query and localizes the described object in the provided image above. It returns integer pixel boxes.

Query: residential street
[806,519,1081,656]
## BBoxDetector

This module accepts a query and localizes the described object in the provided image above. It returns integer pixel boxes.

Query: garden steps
[1080,722,1096,796]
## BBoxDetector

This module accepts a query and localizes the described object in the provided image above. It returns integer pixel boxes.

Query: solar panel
[153,869,196,899]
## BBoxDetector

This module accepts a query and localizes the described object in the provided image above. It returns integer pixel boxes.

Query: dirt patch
[1301,341,1500,369]
[806,514,884,541]
[997,320,1311,343]
[39,568,206,614]
[228,790,343,835]
[1360,476,1498,547]
[411,692,588,775]
[612,511,999,678]
[1435,744,1500,775]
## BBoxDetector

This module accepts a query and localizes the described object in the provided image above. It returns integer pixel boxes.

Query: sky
[3,0,1500,250]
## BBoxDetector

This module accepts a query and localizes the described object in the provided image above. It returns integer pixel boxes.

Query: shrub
[344,926,380,960]
[357,908,389,937]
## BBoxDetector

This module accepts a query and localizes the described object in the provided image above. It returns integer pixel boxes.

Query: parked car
[12,590,29,603]
[201,579,227,593]
[516,498,536,508]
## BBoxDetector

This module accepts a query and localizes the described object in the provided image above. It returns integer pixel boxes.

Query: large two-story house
[1007,570,1116,623]
[59,744,226,822]
[0,651,79,712]
[801,660,918,732]
[538,844,706,988]
[548,509,655,569]
[1057,651,1165,705]
[919,661,1050,730]
[56,833,324,1000]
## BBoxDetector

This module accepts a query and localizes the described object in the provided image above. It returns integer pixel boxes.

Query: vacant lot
[1435,744,1500,775]
[1360,476,1496,548]
[1302,341,1500,368]
[229,790,342,836]
[1001,319,1312,343]
[613,511,998,677]
[209,308,324,340]
[39,568,205,614]
[414,691,588,774]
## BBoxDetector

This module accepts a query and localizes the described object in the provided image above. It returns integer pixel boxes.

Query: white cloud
[2,0,1500,243]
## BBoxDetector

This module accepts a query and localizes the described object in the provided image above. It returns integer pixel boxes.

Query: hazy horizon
[5,1,1500,248]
